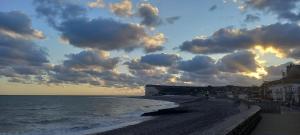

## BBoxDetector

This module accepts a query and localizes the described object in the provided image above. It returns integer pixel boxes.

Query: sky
[0,0,300,95]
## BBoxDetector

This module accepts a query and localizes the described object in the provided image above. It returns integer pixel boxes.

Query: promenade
[251,112,300,135]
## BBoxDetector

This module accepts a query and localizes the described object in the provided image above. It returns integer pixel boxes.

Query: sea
[0,96,177,135]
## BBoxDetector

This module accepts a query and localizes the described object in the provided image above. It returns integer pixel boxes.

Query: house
[264,79,300,105]
[144,84,259,99]
[263,64,300,105]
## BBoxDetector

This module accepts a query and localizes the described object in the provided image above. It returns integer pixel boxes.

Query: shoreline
[92,96,242,135]
[85,96,183,135]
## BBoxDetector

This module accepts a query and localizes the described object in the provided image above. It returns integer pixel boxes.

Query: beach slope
[95,97,240,135]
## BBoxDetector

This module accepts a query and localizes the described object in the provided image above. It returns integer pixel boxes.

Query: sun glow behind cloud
[241,45,286,79]
[253,45,286,58]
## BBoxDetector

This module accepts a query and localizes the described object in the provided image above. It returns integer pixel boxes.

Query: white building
[263,63,300,105]
[268,83,300,104]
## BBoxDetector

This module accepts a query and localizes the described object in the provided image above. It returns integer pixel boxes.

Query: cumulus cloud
[93,70,139,87]
[125,59,179,85]
[244,0,300,22]
[178,71,260,86]
[179,28,253,54]
[137,3,162,27]
[175,54,261,86]
[0,34,48,67]
[177,56,218,75]
[33,0,86,28]
[140,53,181,67]
[109,0,132,17]
[49,63,140,87]
[179,23,300,59]
[59,17,165,52]
[142,33,166,52]
[88,0,105,8]
[48,51,266,87]
[26,0,274,87]
[48,50,127,86]
[63,50,119,70]
[49,65,103,85]
[0,11,49,84]
[34,0,165,53]
[0,11,45,39]
[0,11,48,68]
[244,14,260,23]
[217,51,258,73]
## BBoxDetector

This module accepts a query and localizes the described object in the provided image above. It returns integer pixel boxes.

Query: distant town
[146,63,300,106]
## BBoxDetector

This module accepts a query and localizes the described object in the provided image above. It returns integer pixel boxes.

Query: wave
[0,96,178,135]
[36,117,71,124]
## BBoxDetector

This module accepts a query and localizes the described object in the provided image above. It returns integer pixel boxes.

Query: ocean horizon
[0,96,177,135]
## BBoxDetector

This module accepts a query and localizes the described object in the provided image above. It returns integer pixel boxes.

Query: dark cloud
[138,3,162,27]
[59,17,164,52]
[179,28,254,54]
[49,63,141,87]
[265,62,292,81]
[0,11,48,84]
[177,56,218,75]
[49,65,102,85]
[12,66,45,75]
[166,16,180,24]
[125,59,153,71]
[179,23,300,59]
[92,70,139,88]
[213,72,261,86]
[0,18,49,83]
[0,37,49,84]
[0,11,44,39]
[209,5,217,11]
[217,51,258,73]
[33,0,86,28]
[0,33,48,67]
[175,52,263,85]
[48,52,265,87]
[244,14,260,23]
[63,51,119,70]
[140,53,181,67]
[34,0,165,53]
[178,71,260,86]
[0,11,39,38]
[244,0,300,22]
[124,59,180,85]
[174,53,263,86]
[48,50,121,86]
[289,48,300,59]
[47,50,141,87]
[59,18,141,50]
[144,46,164,53]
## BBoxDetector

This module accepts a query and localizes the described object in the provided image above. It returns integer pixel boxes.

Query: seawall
[195,105,261,135]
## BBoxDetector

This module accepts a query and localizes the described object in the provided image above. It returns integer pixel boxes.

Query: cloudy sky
[0,0,299,95]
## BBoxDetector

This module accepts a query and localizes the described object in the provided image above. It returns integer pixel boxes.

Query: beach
[94,96,242,135]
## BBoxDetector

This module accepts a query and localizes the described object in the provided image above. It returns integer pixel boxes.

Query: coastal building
[145,85,208,96]
[263,64,300,105]
[263,79,300,105]
[145,84,259,99]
